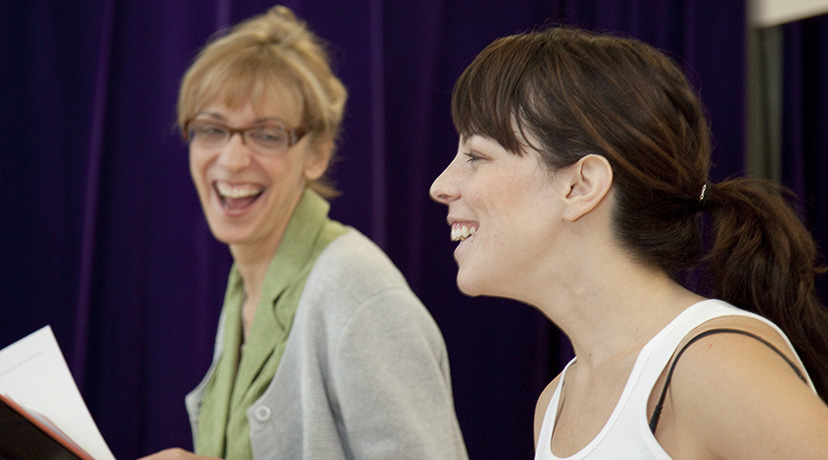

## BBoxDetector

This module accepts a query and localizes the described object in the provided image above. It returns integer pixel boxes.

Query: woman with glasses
[430,27,828,459]
[141,6,467,460]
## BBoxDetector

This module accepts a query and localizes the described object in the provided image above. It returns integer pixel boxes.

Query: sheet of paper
[0,326,115,460]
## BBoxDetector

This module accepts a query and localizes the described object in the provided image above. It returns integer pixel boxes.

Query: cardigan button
[253,406,272,422]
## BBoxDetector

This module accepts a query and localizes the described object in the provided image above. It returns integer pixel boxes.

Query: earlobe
[304,137,333,181]
[562,154,613,222]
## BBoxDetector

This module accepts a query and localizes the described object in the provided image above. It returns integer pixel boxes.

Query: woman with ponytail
[431,26,828,459]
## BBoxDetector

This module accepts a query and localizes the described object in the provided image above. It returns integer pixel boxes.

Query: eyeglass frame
[184,118,309,155]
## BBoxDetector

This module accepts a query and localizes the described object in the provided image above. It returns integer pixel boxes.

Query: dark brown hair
[452,27,828,400]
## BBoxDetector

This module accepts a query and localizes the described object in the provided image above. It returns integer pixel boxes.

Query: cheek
[188,152,200,181]
[492,189,556,243]
[275,161,304,186]
[263,159,309,198]
[479,183,525,221]
[189,154,209,191]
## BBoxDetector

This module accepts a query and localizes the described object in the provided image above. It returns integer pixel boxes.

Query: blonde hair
[177,5,347,197]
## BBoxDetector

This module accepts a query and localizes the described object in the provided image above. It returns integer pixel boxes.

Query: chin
[208,231,237,246]
[457,269,521,300]
[456,273,486,298]
[205,222,249,246]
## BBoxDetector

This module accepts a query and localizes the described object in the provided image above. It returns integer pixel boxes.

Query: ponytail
[448,27,828,400]
[706,178,828,400]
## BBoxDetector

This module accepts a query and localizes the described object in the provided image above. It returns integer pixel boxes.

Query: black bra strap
[649,328,806,434]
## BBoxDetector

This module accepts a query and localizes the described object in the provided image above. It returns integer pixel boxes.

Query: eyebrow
[193,111,291,126]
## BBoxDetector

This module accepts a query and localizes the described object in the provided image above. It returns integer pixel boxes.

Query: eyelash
[464,151,482,163]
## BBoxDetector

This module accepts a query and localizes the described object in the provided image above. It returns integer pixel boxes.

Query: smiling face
[189,83,330,257]
[430,135,568,299]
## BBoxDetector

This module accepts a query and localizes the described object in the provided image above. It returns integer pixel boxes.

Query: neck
[531,257,703,370]
[231,239,281,296]
[230,235,284,341]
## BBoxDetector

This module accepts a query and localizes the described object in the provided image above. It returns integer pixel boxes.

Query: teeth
[451,224,476,242]
[216,183,262,198]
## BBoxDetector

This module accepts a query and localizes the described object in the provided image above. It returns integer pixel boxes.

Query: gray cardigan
[186,229,469,460]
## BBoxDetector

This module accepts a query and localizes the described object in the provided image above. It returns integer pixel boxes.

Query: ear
[560,154,613,222]
[303,136,333,181]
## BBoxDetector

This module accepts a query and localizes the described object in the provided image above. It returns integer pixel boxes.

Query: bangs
[451,33,542,154]
[178,44,305,131]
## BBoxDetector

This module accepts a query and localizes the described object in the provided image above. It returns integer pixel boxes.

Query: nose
[217,132,252,170]
[429,161,458,205]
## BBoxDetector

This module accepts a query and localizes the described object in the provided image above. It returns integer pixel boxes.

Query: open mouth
[450,223,477,242]
[214,182,264,210]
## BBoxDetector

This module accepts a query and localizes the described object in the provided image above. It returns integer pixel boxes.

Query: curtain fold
[782,14,828,298]
[74,0,116,391]
[1,2,778,458]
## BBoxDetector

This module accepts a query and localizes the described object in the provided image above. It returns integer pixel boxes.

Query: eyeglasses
[185,119,308,155]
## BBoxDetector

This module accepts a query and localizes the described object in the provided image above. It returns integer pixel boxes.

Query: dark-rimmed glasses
[185,119,308,155]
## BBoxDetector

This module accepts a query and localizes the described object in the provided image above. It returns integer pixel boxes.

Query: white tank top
[534,299,812,459]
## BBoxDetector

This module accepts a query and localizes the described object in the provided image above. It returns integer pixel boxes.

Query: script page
[0,326,116,460]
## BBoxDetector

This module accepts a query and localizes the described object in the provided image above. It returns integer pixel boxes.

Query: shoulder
[298,227,438,336]
[673,310,809,387]
[662,314,828,458]
[667,300,809,384]
[673,315,806,393]
[310,228,410,291]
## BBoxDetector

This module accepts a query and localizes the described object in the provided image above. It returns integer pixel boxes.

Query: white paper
[0,326,116,460]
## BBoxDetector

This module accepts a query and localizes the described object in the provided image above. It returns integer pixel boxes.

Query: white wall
[750,0,828,27]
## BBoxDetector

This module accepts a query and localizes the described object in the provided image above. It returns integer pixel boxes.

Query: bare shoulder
[534,373,562,447]
[664,315,828,459]
[688,315,800,362]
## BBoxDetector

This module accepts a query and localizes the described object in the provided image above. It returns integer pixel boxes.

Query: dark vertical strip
[73,0,116,390]
[216,0,231,30]
[370,0,387,248]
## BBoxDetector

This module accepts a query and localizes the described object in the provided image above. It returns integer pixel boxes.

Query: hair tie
[698,181,711,211]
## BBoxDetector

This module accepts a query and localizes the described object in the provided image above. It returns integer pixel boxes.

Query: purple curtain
[782,14,828,300]
[1,1,747,458]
